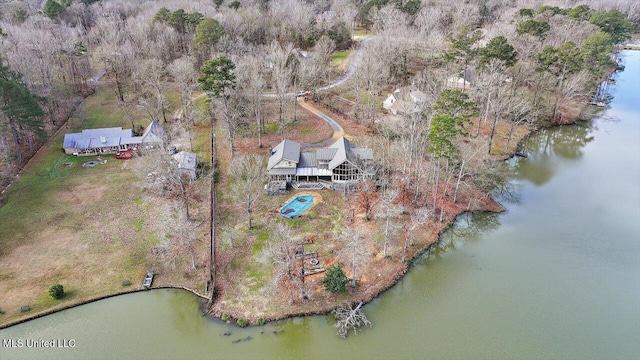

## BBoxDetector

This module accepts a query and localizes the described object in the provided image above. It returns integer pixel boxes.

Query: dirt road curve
[297,98,344,148]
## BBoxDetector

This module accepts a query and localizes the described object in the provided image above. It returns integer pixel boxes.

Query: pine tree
[0,64,45,164]
[323,263,348,293]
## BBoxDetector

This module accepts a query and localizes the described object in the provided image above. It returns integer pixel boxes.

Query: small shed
[173,151,197,180]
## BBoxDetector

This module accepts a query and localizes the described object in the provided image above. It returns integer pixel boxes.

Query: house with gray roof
[63,121,165,156]
[382,85,427,115]
[267,136,374,192]
[446,68,476,90]
[173,151,197,180]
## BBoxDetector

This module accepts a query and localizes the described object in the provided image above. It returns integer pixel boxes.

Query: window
[332,162,361,181]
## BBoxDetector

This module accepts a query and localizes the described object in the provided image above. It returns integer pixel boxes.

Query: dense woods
[0,0,636,324]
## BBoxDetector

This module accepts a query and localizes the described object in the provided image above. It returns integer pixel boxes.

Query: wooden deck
[295,241,326,277]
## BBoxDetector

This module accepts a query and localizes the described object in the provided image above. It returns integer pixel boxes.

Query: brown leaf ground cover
[235,99,334,156]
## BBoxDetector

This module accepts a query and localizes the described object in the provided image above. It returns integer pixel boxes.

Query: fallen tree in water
[333,301,372,338]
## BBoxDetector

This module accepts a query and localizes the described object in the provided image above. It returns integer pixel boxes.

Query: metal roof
[63,133,80,148]
[74,139,91,149]
[316,148,337,161]
[352,148,373,160]
[173,151,197,170]
[80,127,131,139]
[268,168,297,175]
[62,122,164,151]
[328,137,353,170]
[89,137,120,148]
[141,121,166,143]
[267,139,300,170]
[328,137,373,170]
[299,152,317,167]
[120,137,142,145]
[266,136,373,176]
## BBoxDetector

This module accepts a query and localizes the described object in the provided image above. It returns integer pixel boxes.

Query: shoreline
[1,53,621,332]
[212,206,506,327]
[0,89,604,331]
[0,111,585,330]
[0,100,567,330]
[0,285,208,330]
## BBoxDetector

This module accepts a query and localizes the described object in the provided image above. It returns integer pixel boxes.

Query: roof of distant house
[63,121,165,151]
[449,68,476,83]
[173,151,197,171]
[393,85,427,103]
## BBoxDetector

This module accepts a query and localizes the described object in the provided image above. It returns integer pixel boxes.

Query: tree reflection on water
[425,212,502,261]
[513,123,595,186]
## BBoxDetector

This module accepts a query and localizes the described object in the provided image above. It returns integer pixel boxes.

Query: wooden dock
[617,44,640,51]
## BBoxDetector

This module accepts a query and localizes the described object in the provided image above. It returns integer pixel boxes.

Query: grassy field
[352,28,370,41]
[331,50,351,68]
[0,87,210,327]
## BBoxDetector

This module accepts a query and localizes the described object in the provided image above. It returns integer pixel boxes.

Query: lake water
[1,51,638,360]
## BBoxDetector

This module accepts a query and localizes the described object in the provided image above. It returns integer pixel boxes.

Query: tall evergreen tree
[0,64,45,164]
[589,10,634,44]
[42,0,65,19]
[479,36,517,69]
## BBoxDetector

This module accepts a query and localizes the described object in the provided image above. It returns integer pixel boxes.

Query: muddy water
[1,51,639,360]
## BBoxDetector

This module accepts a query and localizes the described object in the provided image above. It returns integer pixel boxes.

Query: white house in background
[382,85,427,115]
[63,121,165,156]
[173,151,197,180]
[446,68,476,90]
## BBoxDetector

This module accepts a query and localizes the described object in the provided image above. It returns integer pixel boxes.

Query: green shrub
[221,313,231,322]
[322,263,348,293]
[256,318,267,326]
[237,318,249,327]
[48,284,64,299]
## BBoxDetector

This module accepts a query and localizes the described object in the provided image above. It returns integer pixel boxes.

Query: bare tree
[220,94,247,159]
[374,188,402,258]
[453,141,486,204]
[168,56,198,111]
[352,38,387,125]
[340,226,369,287]
[134,58,170,123]
[333,302,372,338]
[355,179,379,221]
[134,145,195,220]
[94,19,135,102]
[267,222,304,304]
[160,205,203,270]
[402,207,432,262]
[268,41,295,140]
[237,56,267,147]
[229,154,266,230]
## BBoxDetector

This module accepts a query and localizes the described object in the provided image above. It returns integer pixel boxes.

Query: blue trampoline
[280,195,316,218]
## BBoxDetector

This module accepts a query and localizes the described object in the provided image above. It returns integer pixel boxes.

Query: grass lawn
[0,87,210,327]
[352,29,370,41]
[331,50,351,68]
